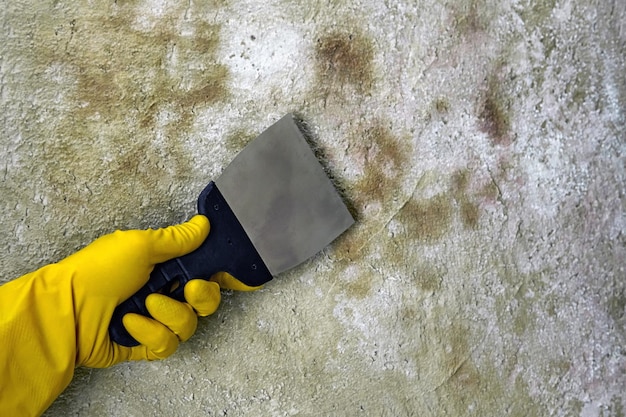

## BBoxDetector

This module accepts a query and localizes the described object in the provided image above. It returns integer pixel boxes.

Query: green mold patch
[451,169,482,229]
[608,287,626,323]
[413,266,443,292]
[452,171,477,229]
[431,323,543,416]
[566,67,596,107]
[334,120,412,259]
[61,16,228,132]
[402,315,545,416]
[608,396,625,417]
[344,272,375,300]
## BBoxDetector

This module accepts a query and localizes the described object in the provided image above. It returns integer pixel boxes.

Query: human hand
[0,215,258,415]
[58,215,259,367]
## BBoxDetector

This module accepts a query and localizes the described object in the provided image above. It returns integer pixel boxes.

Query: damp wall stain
[24,2,230,235]
[452,169,481,229]
[479,75,512,145]
[398,193,454,243]
[2,0,623,415]
[451,0,490,37]
[352,123,410,215]
[314,29,375,99]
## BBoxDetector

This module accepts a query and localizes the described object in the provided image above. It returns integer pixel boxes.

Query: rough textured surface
[1,0,624,416]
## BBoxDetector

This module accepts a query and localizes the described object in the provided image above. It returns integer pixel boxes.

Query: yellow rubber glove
[0,215,260,417]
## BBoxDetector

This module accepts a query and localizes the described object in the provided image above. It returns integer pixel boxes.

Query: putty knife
[109,114,354,346]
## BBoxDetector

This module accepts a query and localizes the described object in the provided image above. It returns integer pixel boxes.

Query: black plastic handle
[108,181,273,347]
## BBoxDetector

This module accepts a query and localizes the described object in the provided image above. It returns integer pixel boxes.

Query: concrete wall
[1,0,624,415]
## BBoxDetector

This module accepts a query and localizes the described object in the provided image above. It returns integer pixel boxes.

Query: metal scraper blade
[215,113,354,276]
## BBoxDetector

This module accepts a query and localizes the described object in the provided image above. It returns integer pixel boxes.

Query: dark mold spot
[65,17,228,132]
[334,120,412,258]
[478,72,513,146]
[460,200,480,229]
[608,288,626,323]
[315,30,374,94]
[441,323,476,385]
[518,0,558,29]
[434,97,451,114]
[452,169,470,194]
[480,180,500,203]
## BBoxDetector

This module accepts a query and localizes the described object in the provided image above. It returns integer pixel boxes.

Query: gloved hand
[0,215,259,416]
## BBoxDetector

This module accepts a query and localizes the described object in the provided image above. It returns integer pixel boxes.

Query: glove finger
[210,271,263,291]
[147,215,210,264]
[184,279,221,317]
[145,293,198,342]
[122,313,179,360]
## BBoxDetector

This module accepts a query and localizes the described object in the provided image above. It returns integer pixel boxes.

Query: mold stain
[608,287,626,323]
[414,267,442,292]
[224,129,255,155]
[442,323,473,376]
[479,78,511,145]
[399,193,454,243]
[315,30,374,96]
[431,321,542,416]
[65,17,227,133]
[345,272,375,300]
[352,122,410,217]
[480,179,500,204]
[518,0,558,29]
[434,97,451,114]
[333,120,414,264]
[452,169,481,229]
[30,4,230,226]
[431,323,486,414]
[609,396,625,417]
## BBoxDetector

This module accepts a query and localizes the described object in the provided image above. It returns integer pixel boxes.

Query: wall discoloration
[452,0,489,37]
[479,74,512,145]
[334,120,412,260]
[22,2,230,236]
[315,30,374,95]
[399,193,454,243]
[1,0,624,415]
[452,169,481,229]
[352,122,410,215]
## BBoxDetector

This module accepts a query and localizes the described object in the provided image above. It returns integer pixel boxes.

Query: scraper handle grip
[108,181,272,347]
